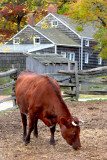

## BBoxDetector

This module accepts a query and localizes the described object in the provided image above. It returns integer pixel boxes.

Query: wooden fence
[0,64,107,106]
[45,63,107,100]
[44,61,79,100]
[0,69,17,106]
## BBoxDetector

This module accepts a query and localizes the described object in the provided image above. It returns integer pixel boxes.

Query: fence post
[10,66,17,106]
[75,61,79,101]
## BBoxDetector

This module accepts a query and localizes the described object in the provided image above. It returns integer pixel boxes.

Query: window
[34,37,40,45]
[51,20,58,27]
[13,37,20,44]
[66,52,75,62]
[36,52,40,55]
[61,52,66,58]
[85,52,89,63]
[71,52,75,62]
[66,52,71,60]
[85,40,89,47]
[98,57,102,65]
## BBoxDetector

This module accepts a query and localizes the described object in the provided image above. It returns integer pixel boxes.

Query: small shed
[25,53,70,74]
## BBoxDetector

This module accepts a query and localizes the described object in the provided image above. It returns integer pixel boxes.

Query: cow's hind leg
[50,125,56,145]
[34,118,38,138]
[20,112,27,141]
[25,112,35,145]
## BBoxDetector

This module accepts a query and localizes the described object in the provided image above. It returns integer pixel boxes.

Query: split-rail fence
[0,69,17,106]
[0,62,107,107]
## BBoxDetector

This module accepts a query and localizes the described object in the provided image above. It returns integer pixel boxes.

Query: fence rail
[0,69,17,105]
[0,65,107,106]
[45,65,107,99]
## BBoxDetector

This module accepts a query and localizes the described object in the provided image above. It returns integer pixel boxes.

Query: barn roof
[35,26,80,47]
[56,14,98,38]
[25,53,70,64]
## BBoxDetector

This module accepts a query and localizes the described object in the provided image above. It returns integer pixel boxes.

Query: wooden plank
[79,72,107,79]
[63,90,76,95]
[79,90,107,95]
[58,70,75,75]
[80,81,107,85]
[0,96,16,103]
[55,77,71,82]
[58,82,76,87]
[78,66,107,75]
[75,61,79,101]
[0,81,15,90]
[57,66,107,77]
[43,73,65,76]
[0,69,17,78]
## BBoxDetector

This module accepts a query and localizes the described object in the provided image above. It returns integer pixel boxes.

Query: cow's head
[60,116,81,150]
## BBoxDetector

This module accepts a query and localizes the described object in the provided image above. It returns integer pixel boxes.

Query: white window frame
[13,37,20,44]
[51,20,58,27]
[66,52,75,62]
[98,57,102,65]
[34,37,40,45]
[61,52,66,58]
[85,52,89,63]
[85,39,89,47]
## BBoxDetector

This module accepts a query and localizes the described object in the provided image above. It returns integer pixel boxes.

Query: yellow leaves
[69,0,106,25]
[8,9,12,14]
[3,47,10,52]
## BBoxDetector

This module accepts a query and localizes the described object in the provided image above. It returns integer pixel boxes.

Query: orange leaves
[0,3,28,17]
[0,29,14,43]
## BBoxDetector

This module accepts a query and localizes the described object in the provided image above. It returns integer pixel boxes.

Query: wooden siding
[57,46,80,69]
[82,40,107,69]
[26,56,46,74]
[0,53,26,72]
[7,26,52,45]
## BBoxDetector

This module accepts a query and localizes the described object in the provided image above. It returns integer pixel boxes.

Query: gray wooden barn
[25,53,70,74]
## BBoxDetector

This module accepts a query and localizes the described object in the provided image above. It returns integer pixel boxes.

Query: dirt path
[0,100,107,160]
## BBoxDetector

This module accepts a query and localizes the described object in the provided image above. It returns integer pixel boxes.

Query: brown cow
[15,70,81,150]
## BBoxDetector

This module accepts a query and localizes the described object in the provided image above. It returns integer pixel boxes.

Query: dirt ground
[0,100,107,160]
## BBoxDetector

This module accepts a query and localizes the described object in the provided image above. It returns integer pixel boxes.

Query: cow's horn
[79,120,87,123]
[72,121,78,126]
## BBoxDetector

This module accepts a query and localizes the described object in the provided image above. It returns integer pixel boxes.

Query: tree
[66,0,107,59]
[0,1,28,32]
[0,0,48,43]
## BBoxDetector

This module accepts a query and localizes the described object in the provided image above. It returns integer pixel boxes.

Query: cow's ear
[60,117,68,127]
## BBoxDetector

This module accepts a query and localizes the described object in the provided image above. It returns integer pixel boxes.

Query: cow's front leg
[50,125,56,145]
[34,118,38,138]
[43,117,56,145]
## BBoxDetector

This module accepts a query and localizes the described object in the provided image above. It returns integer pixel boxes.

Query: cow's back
[15,71,61,115]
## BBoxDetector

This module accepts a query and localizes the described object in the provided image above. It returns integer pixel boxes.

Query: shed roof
[25,53,70,64]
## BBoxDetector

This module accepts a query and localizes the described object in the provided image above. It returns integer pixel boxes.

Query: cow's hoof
[34,132,38,138]
[25,137,30,145]
[50,139,56,146]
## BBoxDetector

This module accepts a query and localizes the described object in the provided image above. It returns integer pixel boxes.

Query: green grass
[86,99,107,102]
[79,94,107,99]
[0,76,12,95]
